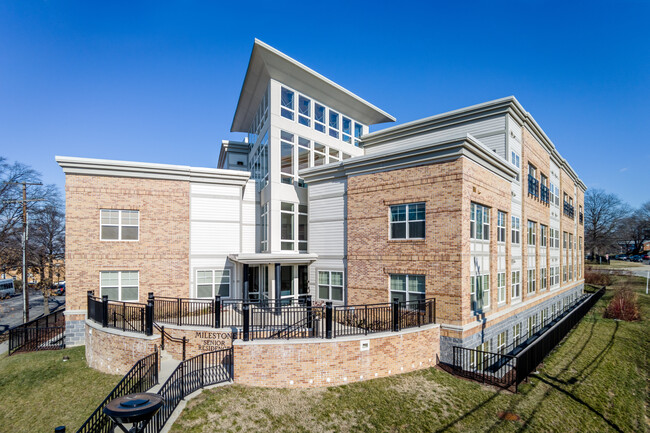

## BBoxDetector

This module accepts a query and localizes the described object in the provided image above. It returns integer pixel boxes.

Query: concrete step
[149,357,181,393]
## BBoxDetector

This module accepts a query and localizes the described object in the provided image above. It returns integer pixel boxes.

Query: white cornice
[300,134,518,184]
[231,39,395,132]
[228,253,318,265]
[56,156,250,186]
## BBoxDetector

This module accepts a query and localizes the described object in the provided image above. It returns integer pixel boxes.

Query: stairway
[148,349,181,393]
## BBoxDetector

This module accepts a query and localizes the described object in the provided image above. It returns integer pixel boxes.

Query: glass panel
[281,242,294,250]
[391,222,406,239]
[298,145,310,170]
[280,266,294,297]
[314,104,325,123]
[329,148,340,160]
[390,275,406,291]
[281,202,294,212]
[101,226,119,240]
[101,210,119,225]
[197,270,212,284]
[100,271,119,287]
[101,286,119,301]
[329,111,339,129]
[342,117,351,134]
[299,204,308,213]
[409,221,425,238]
[314,152,326,166]
[332,285,343,301]
[197,284,212,298]
[408,275,425,293]
[217,282,230,297]
[121,271,139,286]
[281,87,294,109]
[331,272,343,286]
[299,214,307,241]
[319,271,329,285]
[121,211,138,225]
[121,226,138,240]
[298,96,310,116]
[354,123,363,138]
[391,291,406,303]
[281,130,294,142]
[342,153,351,159]
[409,203,425,220]
[319,285,329,299]
[281,141,293,175]
[314,143,325,153]
[391,205,406,222]
[298,266,309,295]
[121,286,138,301]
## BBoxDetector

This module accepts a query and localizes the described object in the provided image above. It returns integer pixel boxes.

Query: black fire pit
[103,393,164,433]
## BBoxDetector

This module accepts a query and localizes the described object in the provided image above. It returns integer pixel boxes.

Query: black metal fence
[451,287,605,392]
[8,308,65,355]
[144,348,233,433]
[75,351,158,433]
[87,292,153,336]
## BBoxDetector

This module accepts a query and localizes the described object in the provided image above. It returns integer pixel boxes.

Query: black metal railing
[154,323,187,361]
[8,308,66,355]
[527,174,539,198]
[540,184,549,204]
[87,292,153,336]
[144,348,233,433]
[453,347,517,390]
[563,201,575,218]
[75,351,158,433]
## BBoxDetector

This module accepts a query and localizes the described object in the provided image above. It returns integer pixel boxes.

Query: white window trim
[100,209,139,242]
[317,270,344,302]
[99,270,139,302]
[389,274,426,303]
[511,270,521,302]
[497,211,507,243]
[195,268,231,299]
[497,272,506,304]
[470,203,490,242]
[389,202,426,240]
[470,273,490,312]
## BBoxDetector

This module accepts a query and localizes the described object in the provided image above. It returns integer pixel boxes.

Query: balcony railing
[527,174,539,198]
[540,184,549,205]
[563,201,575,218]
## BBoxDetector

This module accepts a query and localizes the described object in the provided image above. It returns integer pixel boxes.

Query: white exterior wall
[549,160,561,290]
[508,115,523,302]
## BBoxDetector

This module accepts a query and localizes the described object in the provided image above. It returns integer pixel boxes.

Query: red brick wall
[233,324,440,388]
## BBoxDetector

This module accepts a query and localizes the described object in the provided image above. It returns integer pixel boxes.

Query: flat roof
[231,39,395,133]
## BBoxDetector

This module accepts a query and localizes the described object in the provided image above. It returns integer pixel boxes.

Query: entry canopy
[228,253,318,265]
[231,39,395,133]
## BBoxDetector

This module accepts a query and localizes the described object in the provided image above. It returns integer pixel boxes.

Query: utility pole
[3,182,44,323]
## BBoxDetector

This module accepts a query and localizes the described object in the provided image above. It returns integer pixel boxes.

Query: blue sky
[1,1,648,206]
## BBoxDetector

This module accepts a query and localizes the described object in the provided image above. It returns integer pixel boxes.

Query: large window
[527,221,536,246]
[329,110,339,138]
[470,203,490,241]
[511,270,521,300]
[497,272,506,304]
[540,267,547,290]
[100,210,139,241]
[280,131,294,184]
[511,150,521,181]
[298,205,308,252]
[298,95,310,126]
[281,202,294,250]
[314,103,326,132]
[550,228,560,248]
[550,182,560,206]
[540,224,547,247]
[497,211,507,243]
[390,274,425,303]
[527,269,536,294]
[281,87,294,120]
[260,203,268,252]
[471,274,490,311]
[318,271,344,301]
[390,203,425,239]
[197,269,230,298]
[100,271,139,302]
[511,216,521,244]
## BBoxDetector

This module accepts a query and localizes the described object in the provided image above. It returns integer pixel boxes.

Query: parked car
[629,255,643,262]
[643,254,650,261]
[0,278,16,299]
[50,281,65,296]
[614,254,628,261]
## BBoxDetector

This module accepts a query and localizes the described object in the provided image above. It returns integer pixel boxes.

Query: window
[314,103,326,133]
[511,270,521,299]
[550,228,560,248]
[541,308,548,325]
[196,269,230,298]
[314,143,326,166]
[497,331,507,355]
[470,274,490,311]
[513,323,522,346]
[470,203,490,241]
[100,210,139,241]
[563,232,568,249]
[298,95,310,126]
[540,224,548,247]
[527,220,536,246]
[511,216,520,244]
[260,203,268,252]
[298,137,310,170]
[470,341,491,370]
[390,203,425,239]
[540,267,547,290]
[511,151,521,181]
[280,87,294,120]
[563,265,567,282]
[569,233,573,250]
[528,314,539,336]
[527,269,536,294]
[281,202,294,250]
[329,148,340,163]
[100,271,139,302]
[497,272,506,304]
[550,183,560,206]
[298,205,308,252]
[318,271,344,301]
[528,164,537,178]
[354,122,363,146]
[280,131,294,184]
[329,110,339,138]
[342,117,352,143]
[390,274,425,303]
[497,211,507,243]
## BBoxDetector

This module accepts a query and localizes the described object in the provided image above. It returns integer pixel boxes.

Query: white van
[0,278,15,299]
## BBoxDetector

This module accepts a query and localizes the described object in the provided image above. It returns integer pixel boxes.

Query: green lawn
[586,259,644,269]
[171,276,649,433]
[0,346,120,433]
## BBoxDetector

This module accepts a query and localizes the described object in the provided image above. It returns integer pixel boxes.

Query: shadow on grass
[433,388,505,433]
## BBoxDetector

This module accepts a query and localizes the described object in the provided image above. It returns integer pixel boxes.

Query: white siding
[191,221,241,255]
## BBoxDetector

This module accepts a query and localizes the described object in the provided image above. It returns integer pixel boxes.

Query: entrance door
[280,265,294,304]
[248,266,260,302]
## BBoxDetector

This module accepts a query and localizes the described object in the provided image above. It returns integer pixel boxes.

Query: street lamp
[102,393,164,433]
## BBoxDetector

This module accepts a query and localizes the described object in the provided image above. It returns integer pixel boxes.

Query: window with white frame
[390,274,425,303]
[470,203,490,241]
[550,182,560,206]
[511,270,521,299]
[569,233,573,250]
[497,331,507,354]
[563,264,567,282]
[314,103,326,133]
[196,269,230,298]
[280,130,294,184]
[354,122,363,146]
[260,203,268,252]
[511,216,521,244]
[390,203,425,239]
[470,340,491,370]
[298,95,310,126]
[511,151,521,181]
[281,202,295,251]
[541,308,548,325]
[550,228,560,248]
[540,224,548,247]
[540,267,547,290]
[280,87,294,120]
[298,205,308,252]
[527,269,536,294]
[527,220,536,246]
[100,270,139,301]
[329,110,339,139]
[497,211,507,243]
[497,272,506,304]
[100,210,139,241]
[513,323,522,346]
[318,270,344,301]
[342,117,352,143]
[314,142,326,166]
[470,274,490,312]
[528,313,539,336]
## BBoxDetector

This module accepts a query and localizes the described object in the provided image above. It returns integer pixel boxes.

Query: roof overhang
[228,253,318,265]
[231,39,395,133]
[56,156,250,186]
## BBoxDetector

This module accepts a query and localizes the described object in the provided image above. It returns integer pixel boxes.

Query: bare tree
[618,201,650,254]
[584,188,629,255]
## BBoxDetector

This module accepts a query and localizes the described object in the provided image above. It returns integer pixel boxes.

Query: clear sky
[1,1,648,207]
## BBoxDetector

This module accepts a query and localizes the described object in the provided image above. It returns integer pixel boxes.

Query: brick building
[58,39,585,362]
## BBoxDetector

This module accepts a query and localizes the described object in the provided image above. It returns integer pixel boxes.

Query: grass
[171,275,649,433]
[0,346,120,433]
[586,259,645,269]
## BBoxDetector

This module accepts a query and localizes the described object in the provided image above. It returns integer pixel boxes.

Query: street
[0,290,65,334]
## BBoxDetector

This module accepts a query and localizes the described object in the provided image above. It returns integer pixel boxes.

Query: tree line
[584,188,650,256]
[0,156,64,314]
